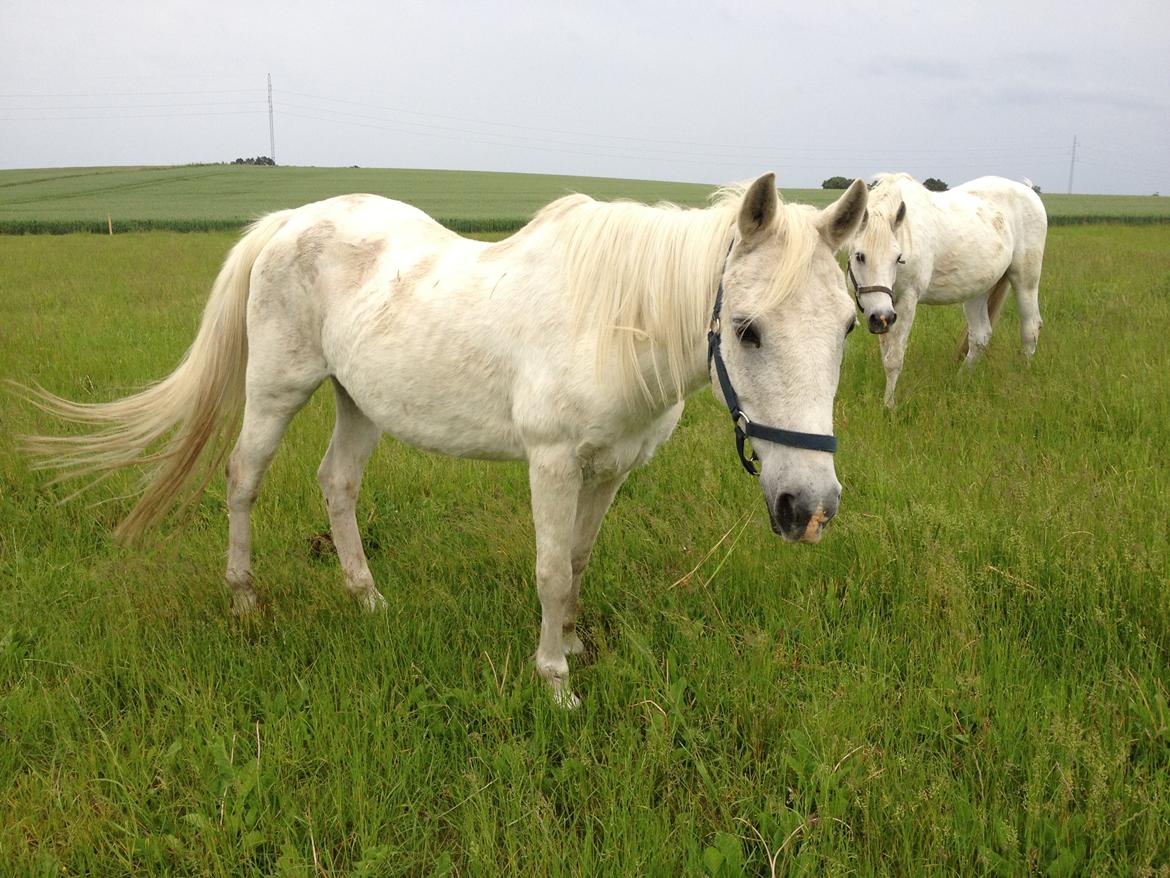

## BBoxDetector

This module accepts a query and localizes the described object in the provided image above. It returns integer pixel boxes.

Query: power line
[0,110,264,121]
[277,105,1070,170]
[0,88,258,98]
[0,101,264,111]
[280,87,1069,158]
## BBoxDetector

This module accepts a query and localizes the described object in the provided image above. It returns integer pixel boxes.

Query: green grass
[1,226,1169,875]
[3,165,1166,235]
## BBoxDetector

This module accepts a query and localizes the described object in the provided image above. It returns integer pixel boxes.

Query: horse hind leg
[226,379,320,615]
[1009,259,1043,360]
[956,274,1010,361]
[317,379,386,611]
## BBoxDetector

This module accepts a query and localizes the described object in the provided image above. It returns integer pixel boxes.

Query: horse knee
[536,554,571,595]
[226,469,259,510]
[317,462,357,509]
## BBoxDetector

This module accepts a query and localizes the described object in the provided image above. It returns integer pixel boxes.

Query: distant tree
[821,176,851,190]
[1031,183,1042,194]
[231,156,276,166]
[923,177,948,192]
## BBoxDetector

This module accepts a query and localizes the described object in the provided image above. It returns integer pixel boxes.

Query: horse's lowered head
[711,173,867,543]
[847,200,906,334]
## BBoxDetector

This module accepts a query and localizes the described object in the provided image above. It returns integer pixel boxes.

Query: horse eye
[896,255,906,265]
[734,319,761,348]
[856,253,866,264]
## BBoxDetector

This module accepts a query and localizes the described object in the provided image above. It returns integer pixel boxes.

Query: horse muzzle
[770,491,839,544]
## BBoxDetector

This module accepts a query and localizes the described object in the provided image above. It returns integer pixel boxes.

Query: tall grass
[1,227,1168,875]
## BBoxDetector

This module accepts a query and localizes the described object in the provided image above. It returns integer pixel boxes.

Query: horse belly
[339,355,525,460]
[922,219,1013,305]
[329,304,527,460]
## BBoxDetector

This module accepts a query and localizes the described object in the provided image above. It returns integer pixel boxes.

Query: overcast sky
[2,1,1167,195]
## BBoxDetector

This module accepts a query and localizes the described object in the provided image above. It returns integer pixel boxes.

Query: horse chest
[576,403,684,484]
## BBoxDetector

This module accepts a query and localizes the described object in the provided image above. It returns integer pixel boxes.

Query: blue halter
[706,244,839,476]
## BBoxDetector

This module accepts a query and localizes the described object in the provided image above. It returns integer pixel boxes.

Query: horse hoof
[355,587,387,612]
[231,588,261,617]
[554,687,582,710]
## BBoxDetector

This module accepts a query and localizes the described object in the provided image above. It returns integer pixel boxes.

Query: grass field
[2,165,1168,235]
[1,218,1169,874]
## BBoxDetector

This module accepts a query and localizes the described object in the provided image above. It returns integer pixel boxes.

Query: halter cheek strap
[707,243,838,476]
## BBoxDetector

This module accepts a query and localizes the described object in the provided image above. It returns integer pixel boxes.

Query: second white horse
[846,173,1048,407]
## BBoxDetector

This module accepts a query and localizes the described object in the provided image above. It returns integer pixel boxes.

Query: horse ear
[737,173,778,241]
[817,178,868,249]
[893,201,907,229]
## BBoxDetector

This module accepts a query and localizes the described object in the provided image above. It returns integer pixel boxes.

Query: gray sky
[2,0,1167,194]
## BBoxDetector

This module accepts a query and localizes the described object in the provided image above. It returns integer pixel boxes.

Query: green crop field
[0,165,721,234]
[2,165,1168,235]
[2,207,1169,875]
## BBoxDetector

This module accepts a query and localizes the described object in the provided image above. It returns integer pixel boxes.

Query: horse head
[847,200,906,334]
[711,174,867,543]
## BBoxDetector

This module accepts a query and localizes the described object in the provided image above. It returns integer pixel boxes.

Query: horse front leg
[880,294,917,408]
[527,447,583,707]
[563,474,628,656]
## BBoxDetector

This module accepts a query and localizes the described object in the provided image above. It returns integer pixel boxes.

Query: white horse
[23,173,868,706]
[846,173,1047,407]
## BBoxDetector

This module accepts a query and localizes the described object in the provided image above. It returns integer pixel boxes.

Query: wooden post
[107,213,113,235]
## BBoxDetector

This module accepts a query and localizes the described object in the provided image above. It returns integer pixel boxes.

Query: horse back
[953,177,1047,241]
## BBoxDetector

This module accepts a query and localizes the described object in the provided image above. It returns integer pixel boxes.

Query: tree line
[822,175,949,191]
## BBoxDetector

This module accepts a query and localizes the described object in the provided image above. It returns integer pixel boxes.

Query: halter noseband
[707,242,838,476]
[846,262,894,310]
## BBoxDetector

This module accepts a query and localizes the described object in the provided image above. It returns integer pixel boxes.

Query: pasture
[1,207,1169,873]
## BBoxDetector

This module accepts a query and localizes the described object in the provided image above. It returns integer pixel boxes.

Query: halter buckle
[735,411,752,434]
[709,316,721,335]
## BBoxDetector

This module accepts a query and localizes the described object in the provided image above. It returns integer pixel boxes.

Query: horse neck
[562,200,737,409]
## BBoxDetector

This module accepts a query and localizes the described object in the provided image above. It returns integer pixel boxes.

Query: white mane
[870,172,919,206]
[531,187,819,403]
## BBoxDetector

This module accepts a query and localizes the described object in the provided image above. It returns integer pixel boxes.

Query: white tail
[956,273,1011,359]
[19,210,293,543]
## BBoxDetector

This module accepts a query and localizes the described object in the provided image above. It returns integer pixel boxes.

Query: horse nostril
[775,493,797,533]
[868,312,897,334]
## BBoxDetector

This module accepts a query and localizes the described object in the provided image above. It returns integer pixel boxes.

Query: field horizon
[2,164,1168,235]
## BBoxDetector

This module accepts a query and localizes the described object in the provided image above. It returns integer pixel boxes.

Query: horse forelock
[865,173,919,250]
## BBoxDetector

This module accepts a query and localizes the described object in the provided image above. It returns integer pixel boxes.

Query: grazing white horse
[846,173,1047,407]
[23,173,868,706]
